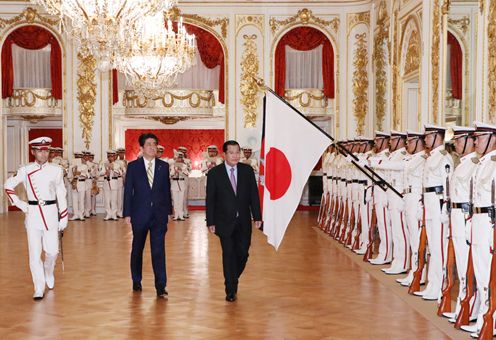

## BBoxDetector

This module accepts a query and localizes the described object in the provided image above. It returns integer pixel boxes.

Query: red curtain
[28,128,63,162]
[275,26,334,99]
[183,24,225,104]
[1,25,62,99]
[448,32,463,100]
[112,69,119,105]
[125,129,225,168]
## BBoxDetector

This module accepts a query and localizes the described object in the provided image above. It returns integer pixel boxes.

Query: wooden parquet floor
[0,211,461,339]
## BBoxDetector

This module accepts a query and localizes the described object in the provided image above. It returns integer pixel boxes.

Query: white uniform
[183,158,192,217]
[4,162,68,297]
[448,151,480,321]
[356,150,373,254]
[68,162,89,220]
[469,150,496,332]
[417,145,453,300]
[100,160,119,220]
[113,158,126,218]
[170,161,190,220]
[85,161,98,217]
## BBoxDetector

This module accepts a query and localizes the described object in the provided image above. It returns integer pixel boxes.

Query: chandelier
[116,13,196,97]
[30,0,178,71]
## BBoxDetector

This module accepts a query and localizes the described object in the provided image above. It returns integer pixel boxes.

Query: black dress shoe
[225,293,237,302]
[132,282,142,292]
[156,288,168,298]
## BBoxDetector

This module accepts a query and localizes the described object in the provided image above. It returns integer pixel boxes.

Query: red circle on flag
[265,147,292,200]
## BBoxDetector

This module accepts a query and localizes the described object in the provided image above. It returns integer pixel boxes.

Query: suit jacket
[123,158,172,227]
[206,162,261,237]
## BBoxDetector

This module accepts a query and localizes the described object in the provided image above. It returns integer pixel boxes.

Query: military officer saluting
[170,151,190,221]
[4,137,68,300]
[177,146,192,218]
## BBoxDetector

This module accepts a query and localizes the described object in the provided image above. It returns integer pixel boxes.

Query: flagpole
[255,77,403,198]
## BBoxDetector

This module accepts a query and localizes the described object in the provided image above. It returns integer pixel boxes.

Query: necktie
[230,167,237,194]
[147,161,154,188]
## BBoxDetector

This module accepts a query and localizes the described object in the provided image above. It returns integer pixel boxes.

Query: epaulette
[401,151,407,155]
[472,157,480,164]
[440,150,448,156]
[385,152,390,157]
[491,155,496,162]
[422,154,428,159]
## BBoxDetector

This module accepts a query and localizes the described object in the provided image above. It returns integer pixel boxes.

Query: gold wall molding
[348,11,370,33]
[404,29,420,75]
[448,16,470,35]
[77,53,96,150]
[269,8,339,35]
[374,0,389,130]
[352,33,368,135]
[480,0,485,14]
[0,7,59,28]
[488,0,496,122]
[240,34,260,128]
[236,15,264,35]
[167,7,229,38]
[392,9,400,129]
[431,0,442,124]
[147,116,189,125]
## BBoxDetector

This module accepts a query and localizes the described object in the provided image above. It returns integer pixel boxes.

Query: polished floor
[0,211,460,339]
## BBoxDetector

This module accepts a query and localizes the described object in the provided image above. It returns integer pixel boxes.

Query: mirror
[442,0,477,126]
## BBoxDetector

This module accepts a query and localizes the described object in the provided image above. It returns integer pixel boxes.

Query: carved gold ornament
[392,10,400,129]
[77,53,97,150]
[146,116,188,125]
[123,90,215,109]
[284,90,327,108]
[348,12,371,33]
[374,1,389,130]
[489,0,496,122]
[432,0,441,124]
[352,33,368,136]
[448,17,470,35]
[269,8,339,35]
[240,34,260,128]
[0,7,59,28]
[404,30,420,75]
[167,7,229,38]
[236,15,264,34]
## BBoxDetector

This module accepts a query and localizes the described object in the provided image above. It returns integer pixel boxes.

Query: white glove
[417,202,424,222]
[58,219,68,231]
[16,200,29,213]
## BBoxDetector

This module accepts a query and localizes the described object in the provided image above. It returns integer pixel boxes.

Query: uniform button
[151,202,154,207]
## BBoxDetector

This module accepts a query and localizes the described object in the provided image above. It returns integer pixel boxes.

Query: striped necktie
[147,161,153,188]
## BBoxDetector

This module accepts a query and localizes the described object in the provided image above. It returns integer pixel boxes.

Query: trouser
[423,192,448,298]
[358,202,371,251]
[388,196,409,271]
[471,213,493,332]
[403,193,422,283]
[84,186,92,217]
[172,189,185,219]
[183,177,189,216]
[66,181,72,212]
[451,208,480,319]
[103,186,118,219]
[375,202,392,262]
[91,194,97,214]
[131,219,167,290]
[219,219,252,295]
[71,188,85,219]
[26,227,59,293]
[117,179,124,217]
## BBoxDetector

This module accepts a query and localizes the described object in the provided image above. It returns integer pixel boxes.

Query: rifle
[438,165,456,315]
[455,177,476,329]
[339,197,350,243]
[409,204,428,294]
[324,192,335,233]
[322,192,331,230]
[363,191,378,262]
[479,179,496,339]
[352,204,362,251]
[327,190,340,235]
[317,190,326,227]
[345,202,356,247]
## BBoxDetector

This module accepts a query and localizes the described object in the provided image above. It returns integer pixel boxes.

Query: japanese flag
[261,91,331,250]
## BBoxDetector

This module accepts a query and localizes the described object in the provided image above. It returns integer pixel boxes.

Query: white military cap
[157,145,165,151]
[374,131,390,138]
[116,147,125,152]
[424,124,447,134]
[474,121,496,134]
[449,126,475,140]
[406,130,424,138]
[29,136,52,150]
[106,149,116,154]
[242,146,253,150]
[207,145,218,150]
[178,146,187,152]
[390,130,407,137]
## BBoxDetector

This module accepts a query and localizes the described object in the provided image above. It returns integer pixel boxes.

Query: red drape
[183,24,225,104]
[112,69,119,105]
[1,25,62,99]
[275,26,334,99]
[447,32,463,100]
[125,129,225,168]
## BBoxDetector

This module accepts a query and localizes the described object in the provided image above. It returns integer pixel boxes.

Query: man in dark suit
[206,140,262,302]
[124,133,172,298]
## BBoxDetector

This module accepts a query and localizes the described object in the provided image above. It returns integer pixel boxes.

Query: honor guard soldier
[114,147,127,218]
[440,126,480,323]
[397,131,427,287]
[177,146,191,218]
[100,150,119,220]
[156,145,166,160]
[201,145,224,176]
[241,147,259,174]
[355,138,374,254]
[88,152,99,216]
[68,152,90,221]
[460,122,496,336]
[170,151,190,220]
[414,124,453,301]
[4,137,68,300]
[368,131,392,265]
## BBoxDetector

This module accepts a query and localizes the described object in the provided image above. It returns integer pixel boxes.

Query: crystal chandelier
[30,0,178,71]
[116,13,196,97]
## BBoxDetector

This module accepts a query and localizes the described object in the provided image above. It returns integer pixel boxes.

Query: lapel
[221,163,238,197]
[152,160,162,190]
[140,158,153,192]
